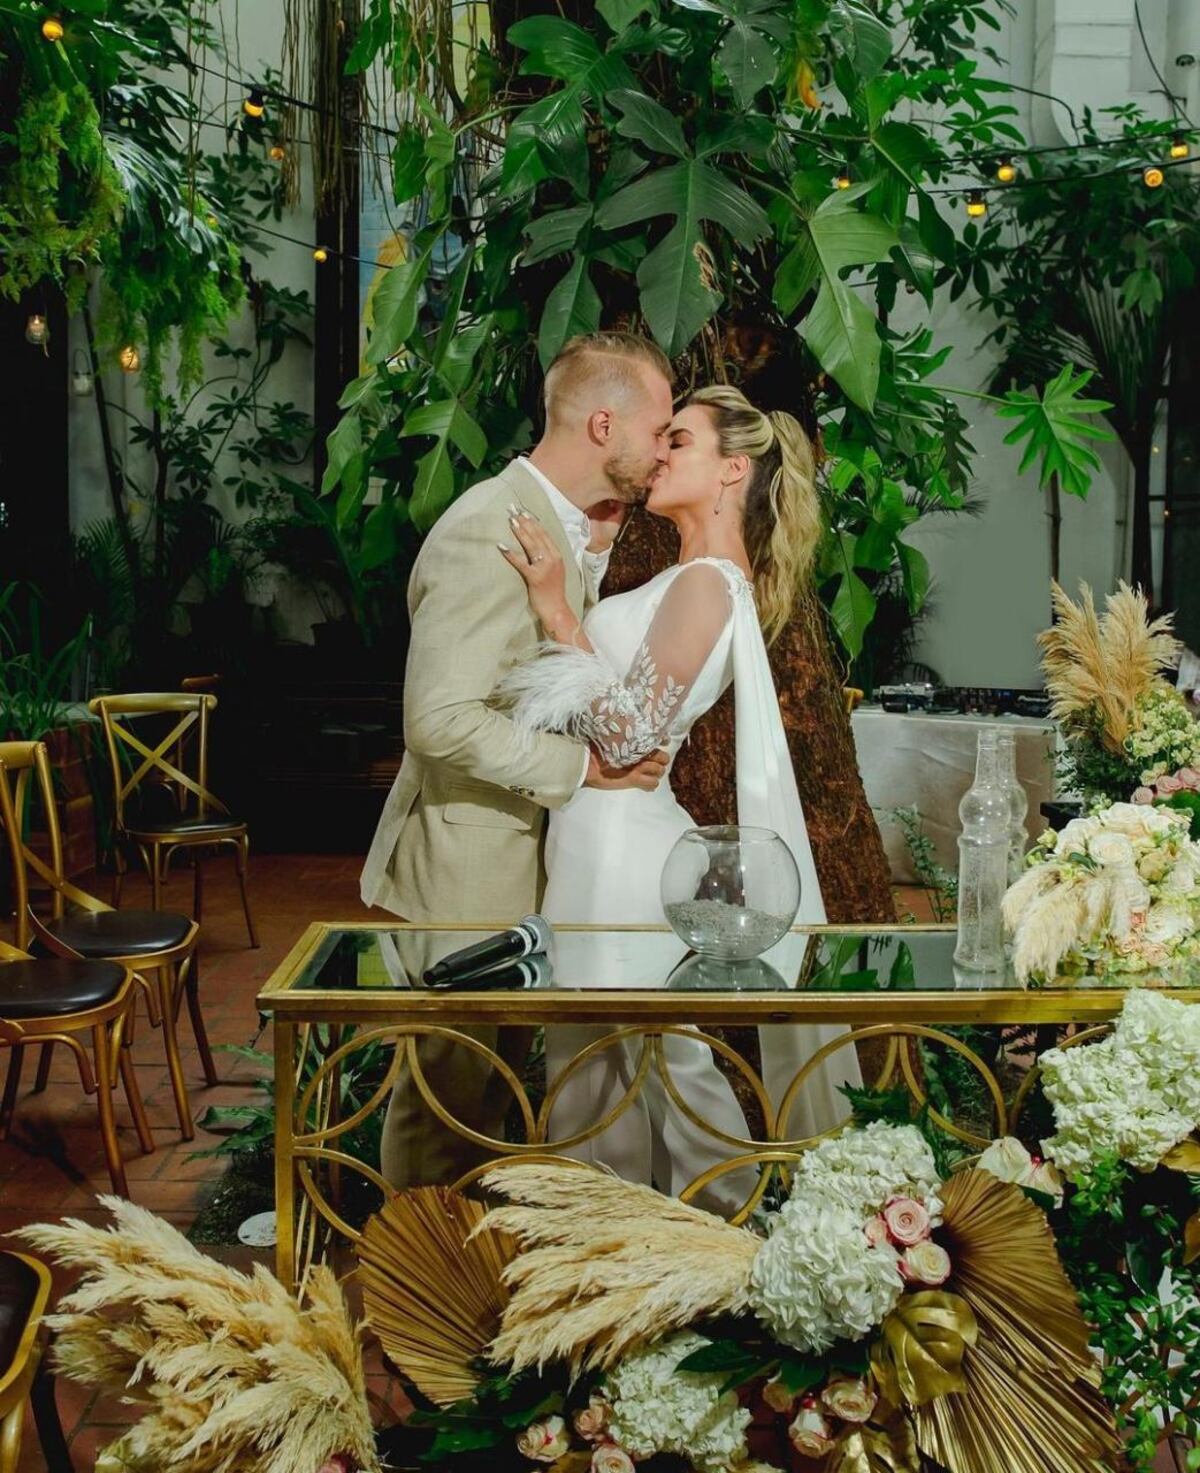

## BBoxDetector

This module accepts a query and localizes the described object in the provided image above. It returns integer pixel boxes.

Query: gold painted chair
[88,692,259,947]
[0,1251,74,1473]
[0,741,213,1141]
[0,935,150,1196]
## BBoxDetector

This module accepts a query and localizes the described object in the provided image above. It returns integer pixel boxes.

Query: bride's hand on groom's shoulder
[584,747,669,792]
[498,507,567,617]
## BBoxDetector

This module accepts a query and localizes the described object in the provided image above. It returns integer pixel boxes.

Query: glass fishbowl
[661,824,800,961]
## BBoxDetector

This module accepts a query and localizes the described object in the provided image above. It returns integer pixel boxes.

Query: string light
[24,313,48,346]
[312,247,329,263]
[118,345,140,372]
[833,171,852,190]
[1144,164,1165,187]
[1170,133,1190,159]
[269,144,286,162]
[41,17,63,41]
[243,87,266,119]
[965,189,987,217]
[995,155,1017,183]
[205,212,218,227]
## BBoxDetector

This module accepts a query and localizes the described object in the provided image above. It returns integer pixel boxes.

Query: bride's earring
[714,480,728,516]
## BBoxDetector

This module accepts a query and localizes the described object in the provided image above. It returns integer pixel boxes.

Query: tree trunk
[1129,436,1154,601]
[606,510,895,923]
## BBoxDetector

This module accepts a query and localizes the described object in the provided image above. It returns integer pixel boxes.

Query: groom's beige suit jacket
[361,459,588,923]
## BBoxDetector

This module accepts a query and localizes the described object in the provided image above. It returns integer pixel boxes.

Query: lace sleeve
[497,563,734,764]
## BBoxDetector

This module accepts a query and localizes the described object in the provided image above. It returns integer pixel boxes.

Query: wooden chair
[0,741,213,1141]
[0,1252,73,1473]
[88,692,259,947]
[0,936,150,1196]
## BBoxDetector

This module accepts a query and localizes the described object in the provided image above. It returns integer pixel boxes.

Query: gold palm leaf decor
[910,1169,1122,1473]
[356,1187,516,1407]
[481,1163,761,1376]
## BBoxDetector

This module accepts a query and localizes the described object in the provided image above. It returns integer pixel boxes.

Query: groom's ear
[588,408,616,446]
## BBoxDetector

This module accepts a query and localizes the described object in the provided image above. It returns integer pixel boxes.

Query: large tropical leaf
[827,0,892,83]
[366,248,431,367]
[538,256,603,367]
[671,0,789,107]
[400,399,488,530]
[993,365,1115,499]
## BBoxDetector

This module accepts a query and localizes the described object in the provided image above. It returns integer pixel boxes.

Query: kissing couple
[361,331,859,1209]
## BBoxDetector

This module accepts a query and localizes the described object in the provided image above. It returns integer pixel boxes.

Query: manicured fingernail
[497,541,511,551]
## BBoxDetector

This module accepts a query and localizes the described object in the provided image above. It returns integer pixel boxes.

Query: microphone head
[520,914,554,955]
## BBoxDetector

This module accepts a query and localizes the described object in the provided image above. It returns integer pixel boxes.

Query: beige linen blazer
[360,460,588,922]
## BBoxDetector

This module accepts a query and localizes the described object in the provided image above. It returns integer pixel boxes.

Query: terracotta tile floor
[2,851,380,1471]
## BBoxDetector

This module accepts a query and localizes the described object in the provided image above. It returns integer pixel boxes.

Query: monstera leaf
[597,90,770,354]
[776,187,898,411]
[870,1291,978,1409]
[994,364,1115,499]
[672,0,788,106]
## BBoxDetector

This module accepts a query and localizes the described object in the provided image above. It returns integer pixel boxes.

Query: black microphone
[422,915,553,986]
[426,953,553,991]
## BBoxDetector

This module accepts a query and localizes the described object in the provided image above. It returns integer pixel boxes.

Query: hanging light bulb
[25,313,48,347]
[205,212,219,227]
[1144,164,1166,188]
[995,155,1017,183]
[118,345,140,373]
[269,144,286,162]
[72,348,93,397]
[41,17,64,41]
[243,87,266,119]
[313,246,329,263]
[965,189,987,218]
[1170,133,1190,160]
[833,170,852,190]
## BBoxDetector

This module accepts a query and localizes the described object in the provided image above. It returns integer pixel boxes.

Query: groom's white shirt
[515,456,611,788]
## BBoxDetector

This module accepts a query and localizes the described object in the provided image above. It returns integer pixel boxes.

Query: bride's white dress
[504,556,860,1211]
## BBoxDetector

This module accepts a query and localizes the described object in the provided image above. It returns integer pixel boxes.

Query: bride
[498,384,860,1208]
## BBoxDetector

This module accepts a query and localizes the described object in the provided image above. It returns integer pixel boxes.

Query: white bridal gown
[504,556,861,1212]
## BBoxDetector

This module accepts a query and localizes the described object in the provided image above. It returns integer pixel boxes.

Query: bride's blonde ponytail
[687,386,822,645]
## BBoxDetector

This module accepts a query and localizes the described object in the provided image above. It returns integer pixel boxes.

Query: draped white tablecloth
[850,706,1058,883]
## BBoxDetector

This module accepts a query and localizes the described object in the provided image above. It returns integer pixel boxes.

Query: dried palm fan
[480,1163,761,1376]
[1039,580,1179,750]
[356,1187,516,1407]
[19,1197,378,1473]
[909,1170,1121,1473]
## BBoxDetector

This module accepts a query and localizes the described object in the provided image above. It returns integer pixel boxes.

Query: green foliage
[0,584,91,740]
[322,0,1112,663]
[889,805,957,921]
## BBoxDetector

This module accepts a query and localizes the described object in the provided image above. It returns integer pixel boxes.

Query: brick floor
[2,851,380,1472]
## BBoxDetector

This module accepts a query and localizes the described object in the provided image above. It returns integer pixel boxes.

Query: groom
[362,331,676,1187]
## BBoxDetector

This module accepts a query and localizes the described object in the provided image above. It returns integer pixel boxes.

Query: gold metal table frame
[257,920,1200,1290]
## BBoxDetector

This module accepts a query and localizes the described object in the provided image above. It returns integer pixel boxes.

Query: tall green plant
[325,0,1113,662]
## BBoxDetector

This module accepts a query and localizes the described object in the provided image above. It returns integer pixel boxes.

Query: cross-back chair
[0,1251,74,1473]
[0,741,213,1140]
[88,692,258,947]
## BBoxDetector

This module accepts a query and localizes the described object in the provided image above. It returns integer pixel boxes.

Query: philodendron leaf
[538,255,603,367]
[366,248,431,366]
[829,567,876,659]
[827,0,892,83]
[993,364,1115,499]
[714,0,789,106]
[609,88,688,158]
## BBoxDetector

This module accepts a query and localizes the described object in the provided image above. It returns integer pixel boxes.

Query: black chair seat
[0,958,126,1020]
[0,1251,38,1372]
[124,815,245,838]
[48,908,193,957]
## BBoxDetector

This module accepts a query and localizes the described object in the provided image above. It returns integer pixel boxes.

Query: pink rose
[591,1448,635,1473]
[1156,773,1184,795]
[901,1240,951,1286]
[316,1459,354,1473]
[863,1215,889,1248]
[516,1416,571,1463]
[1181,768,1200,790]
[761,1374,795,1414]
[788,1402,836,1460]
[821,1376,877,1424]
[573,1396,612,1443]
[883,1196,931,1247]
[1133,786,1155,805]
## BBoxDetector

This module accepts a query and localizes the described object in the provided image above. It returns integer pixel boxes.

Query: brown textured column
[606,509,895,924]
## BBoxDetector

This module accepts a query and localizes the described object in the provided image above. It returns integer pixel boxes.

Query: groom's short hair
[544,332,673,426]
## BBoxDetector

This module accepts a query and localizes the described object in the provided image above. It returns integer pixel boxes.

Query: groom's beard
[603,447,658,504]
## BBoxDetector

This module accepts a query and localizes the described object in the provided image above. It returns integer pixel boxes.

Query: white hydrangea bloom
[790,1122,944,1221]
[748,1196,905,1353]
[603,1332,752,1473]
[1041,990,1200,1175]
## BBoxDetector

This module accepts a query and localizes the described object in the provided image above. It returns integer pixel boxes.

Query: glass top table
[257,921,1200,1025]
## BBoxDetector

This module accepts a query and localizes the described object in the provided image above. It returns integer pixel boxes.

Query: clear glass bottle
[954,728,1011,972]
[995,730,1030,884]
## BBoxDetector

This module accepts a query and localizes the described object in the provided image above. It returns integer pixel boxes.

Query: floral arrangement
[362,1127,1119,1473]
[977,991,1200,1468]
[1002,800,1200,982]
[1038,580,1197,805]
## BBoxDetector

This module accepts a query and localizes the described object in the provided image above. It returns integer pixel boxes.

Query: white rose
[761,1375,795,1414]
[1161,859,1198,896]
[1087,832,1136,869]
[574,1397,612,1443]
[1143,901,1194,946]
[977,1137,1035,1185]
[901,1240,951,1286]
[1057,817,1100,854]
[591,1448,635,1473]
[821,1376,877,1424]
[1026,1160,1066,1204]
[517,1416,571,1463]
[788,1404,836,1459]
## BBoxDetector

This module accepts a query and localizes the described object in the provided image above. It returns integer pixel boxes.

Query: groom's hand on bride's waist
[583,747,669,792]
